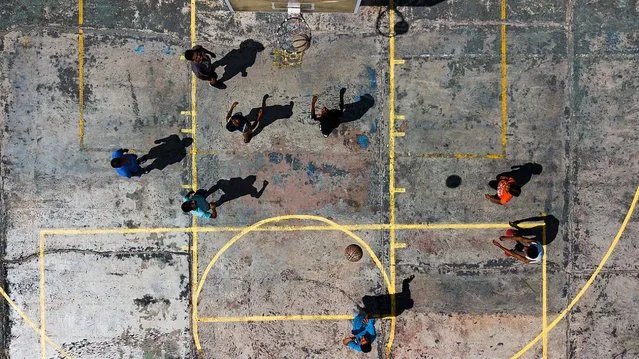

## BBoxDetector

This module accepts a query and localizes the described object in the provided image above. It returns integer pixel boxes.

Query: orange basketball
[292,33,311,52]
[345,244,363,262]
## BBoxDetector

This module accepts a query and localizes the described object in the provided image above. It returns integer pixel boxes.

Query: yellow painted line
[541,212,548,359]
[194,215,392,301]
[180,55,186,60]
[416,153,505,159]
[40,222,539,236]
[188,0,201,354]
[39,232,46,359]
[393,187,406,193]
[395,242,407,249]
[194,215,393,353]
[393,59,405,65]
[500,0,508,155]
[181,184,192,189]
[180,111,192,115]
[190,149,217,156]
[78,0,83,25]
[387,4,398,356]
[199,314,354,323]
[512,186,639,358]
[396,114,405,120]
[78,29,85,148]
[394,132,405,137]
[0,286,75,358]
[180,129,193,134]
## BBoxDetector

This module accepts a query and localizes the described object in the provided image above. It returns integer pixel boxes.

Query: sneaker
[243,131,252,143]
[210,205,217,219]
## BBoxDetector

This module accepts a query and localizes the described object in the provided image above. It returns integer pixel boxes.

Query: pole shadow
[362,275,414,317]
[214,39,265,85]
[140,135,193,173]
[508,215,560,245]
[206,175,269,208]
[249,94,295,138]
[489,163,543,189]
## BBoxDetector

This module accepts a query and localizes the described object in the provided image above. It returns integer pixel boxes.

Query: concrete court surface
[0,0,638,357]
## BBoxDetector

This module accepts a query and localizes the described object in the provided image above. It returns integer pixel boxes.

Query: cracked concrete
[1,0,638,358]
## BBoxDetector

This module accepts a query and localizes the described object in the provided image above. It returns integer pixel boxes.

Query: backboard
[223,0,361,13]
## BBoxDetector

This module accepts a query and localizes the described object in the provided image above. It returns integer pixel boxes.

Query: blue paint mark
[162,47,176,55]
[365,66,377,91]
[320,164,347,177]
[134,45,145,53]
[357,135,369,149]
[269,152,282,164]
[370,119,378,133]
[306,162,318,184]
[285,154,302,170]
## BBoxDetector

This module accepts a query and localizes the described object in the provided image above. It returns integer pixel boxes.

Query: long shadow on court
[362,275,414,317]
[140,135,193,172]
[489,163,543,190]
[249,94,295,138]
[341,93,375,124]
[509,215,560,245]
[206,175,269,207]
[215,39,265,85]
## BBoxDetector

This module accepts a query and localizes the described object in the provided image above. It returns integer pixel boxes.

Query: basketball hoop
[272,13,312,67]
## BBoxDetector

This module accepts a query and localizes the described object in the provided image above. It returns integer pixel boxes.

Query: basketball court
[0,0,638,358]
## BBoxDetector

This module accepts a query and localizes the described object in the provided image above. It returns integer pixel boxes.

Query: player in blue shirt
[111,148,145,178]
[343,311,376,353]
[181,190,217,219]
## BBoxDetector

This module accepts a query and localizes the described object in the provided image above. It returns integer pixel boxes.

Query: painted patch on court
[357,135,369,149]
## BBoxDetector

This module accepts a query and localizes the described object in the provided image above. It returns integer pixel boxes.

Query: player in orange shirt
[485,175,521,205]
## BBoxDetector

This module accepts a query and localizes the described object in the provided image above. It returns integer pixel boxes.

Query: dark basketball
[345,244,363,262]
[446,175,462,188]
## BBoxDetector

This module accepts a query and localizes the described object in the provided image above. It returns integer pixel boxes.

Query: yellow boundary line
[0,286,75,358]
[199,314,355,323]
[39,233,46,358]
[187,0,201,355]
[78,28,85,149]
[416,153,505,159]
[193,215,393,352]
[541,212,548,358]
[512,186,639,358]
[500,0,508,155]
[387,4,399,355]
[39,222,528,236]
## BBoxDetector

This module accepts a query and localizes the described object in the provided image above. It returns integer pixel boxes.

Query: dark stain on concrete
[134,294,170,309]
[127,71,140,120]
[179,274,188,300]
[56,66,78,99]
[115,252,175,266]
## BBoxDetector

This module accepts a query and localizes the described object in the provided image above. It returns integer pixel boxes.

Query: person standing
[311,89,345,138]
[184,45,223,88]
[111,148,145,178]
[225,101,263,143]
[343,309,376,353]
[492,229,544,264]
[485,174,521,205]
[181,190,217,219]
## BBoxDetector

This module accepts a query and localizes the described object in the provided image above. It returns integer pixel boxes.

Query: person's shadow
[361,275,414,317]
[250,94,294,137]
[214,39,265,85]
[489,163,543,189]
[140,135,193,172]
[206,175,269,207]
[509,215,560,245]
[340,91,375,124]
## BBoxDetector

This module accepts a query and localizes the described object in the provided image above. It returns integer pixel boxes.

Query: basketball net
[273,9,311,67]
